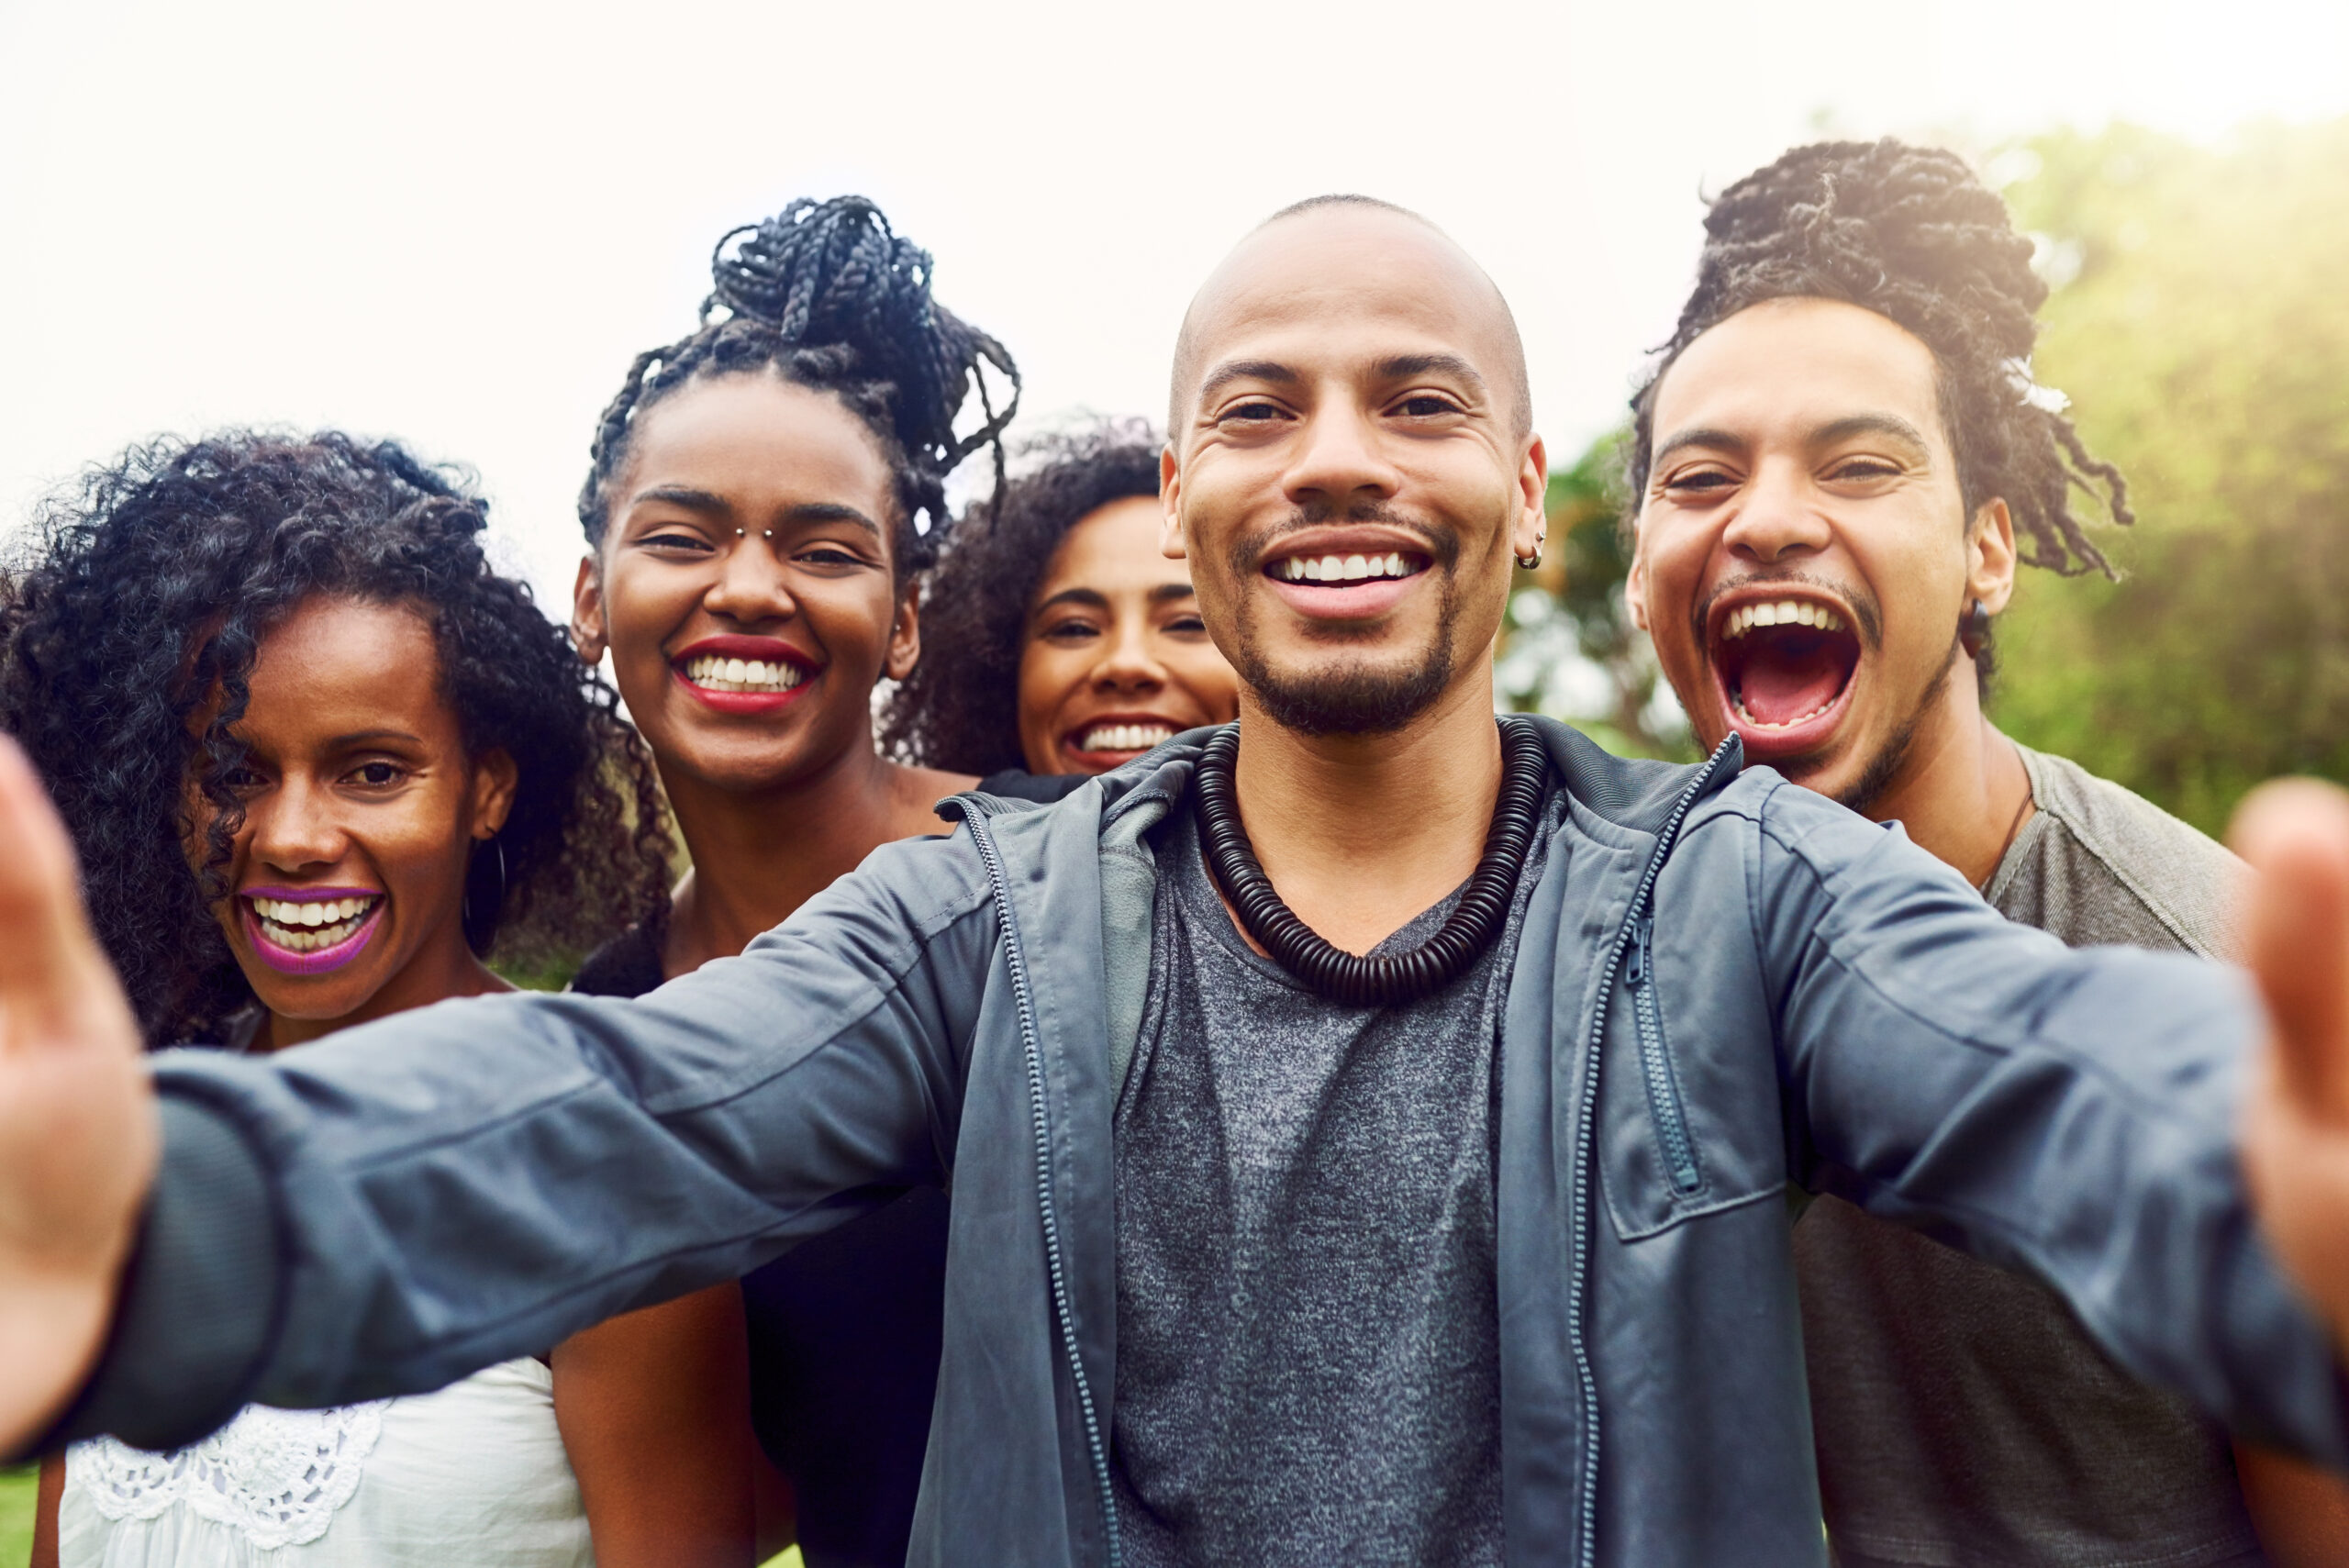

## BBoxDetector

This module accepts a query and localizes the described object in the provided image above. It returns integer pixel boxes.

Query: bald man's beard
[1222,505,1464,737]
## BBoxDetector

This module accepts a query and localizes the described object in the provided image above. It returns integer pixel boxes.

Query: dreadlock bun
[1631,138,2130,606]
[706,196,1016,480]
[582,195,1019,572]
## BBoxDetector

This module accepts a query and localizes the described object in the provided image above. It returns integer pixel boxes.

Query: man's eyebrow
[1376,353,1488,397]
[1149,582,1197,604]
[1195,359,1299,407]
[1650,427,1747,471]
[1810,414,1932,452]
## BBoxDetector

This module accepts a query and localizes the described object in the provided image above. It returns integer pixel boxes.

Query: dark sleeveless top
[572,923,951,1568]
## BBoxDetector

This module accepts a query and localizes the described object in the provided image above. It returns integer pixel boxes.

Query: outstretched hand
[2238,779,2349,1354]
[0,737,152,1455]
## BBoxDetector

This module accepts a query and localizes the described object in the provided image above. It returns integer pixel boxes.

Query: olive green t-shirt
[1796,743,2266,1568]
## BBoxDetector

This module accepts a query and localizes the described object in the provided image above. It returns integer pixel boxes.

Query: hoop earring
[461,834,508,950]
[1960,597,1993,657]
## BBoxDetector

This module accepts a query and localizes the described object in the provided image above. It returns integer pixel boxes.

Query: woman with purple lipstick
[561,195,1018,1568]
[1,431,755,1568]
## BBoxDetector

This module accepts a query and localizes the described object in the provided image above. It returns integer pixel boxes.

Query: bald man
[9,196,2349,1568]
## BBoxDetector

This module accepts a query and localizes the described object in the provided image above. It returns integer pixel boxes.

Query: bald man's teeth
[1722,601,1847,639]
[684,655,807,693]
[1275,552,1414,584]
[250,895,379,952]
[1077,722,1174,753]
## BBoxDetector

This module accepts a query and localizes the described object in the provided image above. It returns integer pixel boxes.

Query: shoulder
[2005,744,2245,957]
[974,768,1091,804]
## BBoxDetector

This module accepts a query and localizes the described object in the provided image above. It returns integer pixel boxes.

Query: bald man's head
[1168,196,1533,444]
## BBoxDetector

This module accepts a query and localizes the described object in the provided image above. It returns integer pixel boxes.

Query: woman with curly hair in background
[884,421,1236,786]
[5,431,756,1568]
[561,195,1017,1568]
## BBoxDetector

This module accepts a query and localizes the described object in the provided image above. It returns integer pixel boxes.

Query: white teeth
[683,654,807,694]
[249,895,380,952]
[1722,601,1846,639]
[1275,551,1419,584]
[1077,722,1175,753]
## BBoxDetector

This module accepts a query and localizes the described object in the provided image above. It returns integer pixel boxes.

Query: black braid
[1627,139,2132,684]
[581,196,1020,574]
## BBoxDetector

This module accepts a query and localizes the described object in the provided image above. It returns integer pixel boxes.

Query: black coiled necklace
[1195,717,1551,1007]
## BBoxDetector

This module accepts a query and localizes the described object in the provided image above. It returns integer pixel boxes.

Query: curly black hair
[1629,139,2133,684]
[579,195,1021,578]
[883,420,1163,774]
[0,430,675,1044]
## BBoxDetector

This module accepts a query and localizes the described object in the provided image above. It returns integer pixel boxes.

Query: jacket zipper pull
[1625,908,1654,989]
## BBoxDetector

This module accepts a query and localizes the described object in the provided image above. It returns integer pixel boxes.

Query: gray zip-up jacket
[51,720,2349,1567]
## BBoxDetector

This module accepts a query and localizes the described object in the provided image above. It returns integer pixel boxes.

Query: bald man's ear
[1160,444,1188,561]
[1512,437,1548,563]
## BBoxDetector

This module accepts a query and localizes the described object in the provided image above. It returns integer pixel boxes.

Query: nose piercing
[733,529,776,539]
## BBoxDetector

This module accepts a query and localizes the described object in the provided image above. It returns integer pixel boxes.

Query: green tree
[1995,117,2349,833]
[1496,431,1693,760]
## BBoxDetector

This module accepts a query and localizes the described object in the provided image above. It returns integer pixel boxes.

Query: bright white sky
[4,0,2343,603]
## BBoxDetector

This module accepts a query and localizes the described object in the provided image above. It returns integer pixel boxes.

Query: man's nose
[1285,403,1401,509]
[1721,463,1831,564]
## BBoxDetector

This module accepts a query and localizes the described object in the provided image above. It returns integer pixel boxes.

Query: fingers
[2232,778,2349,1126]
[0,737,116,1040]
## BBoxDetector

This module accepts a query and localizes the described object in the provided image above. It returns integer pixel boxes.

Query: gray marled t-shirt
[1108,784,1562,1568]
[1798,743,2264,1568]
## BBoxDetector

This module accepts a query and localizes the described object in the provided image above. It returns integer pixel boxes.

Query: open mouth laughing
[673,635,818,714]
[1707,590,1865,762]
[241,887,384,974]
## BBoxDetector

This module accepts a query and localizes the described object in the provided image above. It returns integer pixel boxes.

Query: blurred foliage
[1497,432,1695,761]
[1498,117,2349,828]
[1990,117,2349,833]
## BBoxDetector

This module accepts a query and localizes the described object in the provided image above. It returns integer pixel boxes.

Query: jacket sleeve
[1742,777,2349,1466]
[53,832,1001,1453]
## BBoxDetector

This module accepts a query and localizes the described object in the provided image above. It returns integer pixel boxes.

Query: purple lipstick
[240,885,384,976]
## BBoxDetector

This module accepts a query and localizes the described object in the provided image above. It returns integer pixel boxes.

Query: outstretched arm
[0,738,999,1460]
[0,739,153,1455]
[1742,776,2349,1465]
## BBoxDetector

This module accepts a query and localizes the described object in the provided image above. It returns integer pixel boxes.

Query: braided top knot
[1631,139,2130,617]
[581,195,1020,574]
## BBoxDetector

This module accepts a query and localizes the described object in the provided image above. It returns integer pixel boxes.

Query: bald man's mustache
[1227,501,1463,581]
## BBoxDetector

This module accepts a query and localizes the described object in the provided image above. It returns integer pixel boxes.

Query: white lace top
[59,1358,594,1567]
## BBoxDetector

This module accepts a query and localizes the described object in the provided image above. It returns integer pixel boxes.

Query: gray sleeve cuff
[40,1093,283,1453]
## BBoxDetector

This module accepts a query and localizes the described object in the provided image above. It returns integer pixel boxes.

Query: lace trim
[74,1400,388,1551]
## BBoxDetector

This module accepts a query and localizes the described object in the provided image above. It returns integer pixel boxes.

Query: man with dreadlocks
[1623,139,2349,1566]
[10,194,2349,1568]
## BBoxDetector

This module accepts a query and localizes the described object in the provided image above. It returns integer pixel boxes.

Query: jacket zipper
[959,805,1125,1568]
[1624,913,1702,1195]
[1565,736,1740,1568]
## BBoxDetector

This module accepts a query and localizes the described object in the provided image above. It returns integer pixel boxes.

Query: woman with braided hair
[5,431,711,1567]
[1624,139,2349,1566]
[562,195,1018,1568]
